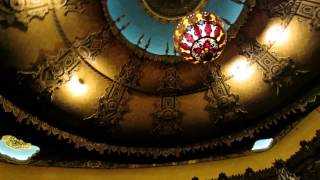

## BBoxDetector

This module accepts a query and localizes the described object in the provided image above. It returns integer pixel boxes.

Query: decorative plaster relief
[0,0,88,27]
[237,38,308,95]
[262,0,319,31]
[18,26,111,99]
[152,66,183,137]
[84,55,143,134]
[204,64,247,126]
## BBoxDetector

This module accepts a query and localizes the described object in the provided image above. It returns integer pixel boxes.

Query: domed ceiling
[106,0,246,56]
[0,0,319,167]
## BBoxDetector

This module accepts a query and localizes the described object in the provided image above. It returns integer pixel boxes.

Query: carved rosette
[204,64,247,125]
[85,55,143,133]
[152,66,182,137]
[237,38,307,95]
[0,0,89,27]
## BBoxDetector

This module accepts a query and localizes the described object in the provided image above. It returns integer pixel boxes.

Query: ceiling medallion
[174,11,227,64]
[140,0,208,23]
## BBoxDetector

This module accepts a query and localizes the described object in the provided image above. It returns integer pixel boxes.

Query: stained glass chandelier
[174,11,227,64]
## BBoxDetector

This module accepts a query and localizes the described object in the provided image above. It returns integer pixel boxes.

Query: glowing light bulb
[68,75,87,96]
[266,25,289,44]
[229,59,253,81]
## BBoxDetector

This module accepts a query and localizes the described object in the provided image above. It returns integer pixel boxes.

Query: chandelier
[173,11,227,64]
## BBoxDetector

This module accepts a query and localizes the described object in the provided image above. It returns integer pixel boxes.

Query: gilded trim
[0,84,319,159]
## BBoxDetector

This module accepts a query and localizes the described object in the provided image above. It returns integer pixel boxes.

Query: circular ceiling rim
[101,0,257,64]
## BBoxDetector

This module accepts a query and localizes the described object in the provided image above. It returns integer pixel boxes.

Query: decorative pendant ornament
[174,11,227,64]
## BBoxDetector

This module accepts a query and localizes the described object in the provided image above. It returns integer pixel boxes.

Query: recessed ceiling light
[266,25,289,44]
[228,59,254,81]
[68,74,88,96]
[251,138,274,151]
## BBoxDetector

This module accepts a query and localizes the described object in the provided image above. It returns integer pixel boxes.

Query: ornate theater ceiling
[0,0,319,170]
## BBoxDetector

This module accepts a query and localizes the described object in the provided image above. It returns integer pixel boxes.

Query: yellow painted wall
[0,107,319,180]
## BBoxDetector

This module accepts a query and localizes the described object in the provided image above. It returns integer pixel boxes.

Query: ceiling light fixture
[173,11,227,64]
[228,59,254,81]
[266,25,289,44]
[251,138,274,151]
[68,74,87,96]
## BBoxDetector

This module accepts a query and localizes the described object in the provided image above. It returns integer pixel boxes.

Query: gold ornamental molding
[0,84,319,159]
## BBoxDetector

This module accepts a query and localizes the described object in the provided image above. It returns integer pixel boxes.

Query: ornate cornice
[0,83,319,159]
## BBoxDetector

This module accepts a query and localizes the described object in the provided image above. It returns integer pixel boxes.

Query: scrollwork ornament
[237,38,308,95]
[296,0,320,31]
[260,0,299,21]
[84,84,129,133]
[0,0,90,27]
[84,55,143,133]
[18,48,81,100]
[204,64,247,126]
[18,26,112,100]
[1,84,320,159]
[152,65,183,137]
[73,26,112,62]
[152,96,182,137]
[261,0,319,32]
